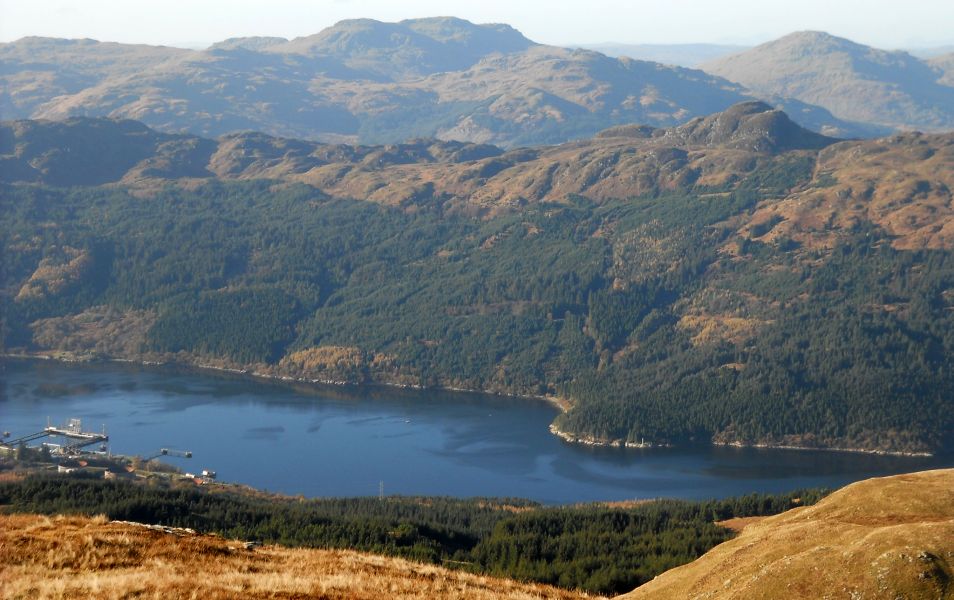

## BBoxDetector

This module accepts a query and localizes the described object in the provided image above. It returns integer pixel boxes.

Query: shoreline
[1,350,572,413]
[2,351,935,458]
[546,412,934,458]
[710,440,934,458]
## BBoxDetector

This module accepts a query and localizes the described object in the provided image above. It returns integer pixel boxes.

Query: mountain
[619,469,954,599]
[0,36,188,118]
[2,105,953,455]
[580,43,748,67]
[267,17,536,80]
[0,20,878,147]
[702,31,954,132]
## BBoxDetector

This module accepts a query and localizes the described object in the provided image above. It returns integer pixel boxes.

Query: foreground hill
[0,473,823,596]
[1,470,949,599]
[0,19,876,146]
[2,104,953,454]
[619,468,954,599]
[0,514,592,600]
[702,31,954,132]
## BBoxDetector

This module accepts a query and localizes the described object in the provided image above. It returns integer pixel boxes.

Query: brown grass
[618,468,954,599]
[741,133,954,251]
[0,514,597,600]
[713,516,767,533]
[676,314,769,346]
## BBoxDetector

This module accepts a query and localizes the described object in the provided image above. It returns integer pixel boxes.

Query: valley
[3,11,954,597]
[3,103,953,455]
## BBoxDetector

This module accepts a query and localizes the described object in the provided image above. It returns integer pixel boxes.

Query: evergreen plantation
[0,474,827,595]
[2,154,952,453]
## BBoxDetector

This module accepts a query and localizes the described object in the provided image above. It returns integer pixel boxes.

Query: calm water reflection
[2,359,950,504]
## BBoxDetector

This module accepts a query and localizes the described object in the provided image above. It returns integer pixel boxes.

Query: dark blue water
[2,359,950,504]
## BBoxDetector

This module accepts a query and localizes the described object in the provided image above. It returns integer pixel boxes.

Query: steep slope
[0,514,592,600]
[2,106,952,455]
[619,469,954,599]
[703,31,954,131]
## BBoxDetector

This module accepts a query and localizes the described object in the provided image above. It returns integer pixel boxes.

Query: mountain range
[0,18,907,148]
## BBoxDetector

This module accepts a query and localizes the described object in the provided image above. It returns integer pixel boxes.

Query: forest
[1,155,952,454]
[0,474,827,594]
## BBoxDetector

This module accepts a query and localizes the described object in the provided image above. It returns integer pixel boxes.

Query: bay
[2,358,950,504]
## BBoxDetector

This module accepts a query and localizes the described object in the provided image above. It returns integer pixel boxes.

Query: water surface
[2,359,950,504]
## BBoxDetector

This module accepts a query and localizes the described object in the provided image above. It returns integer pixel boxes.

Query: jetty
[2,418,108,454]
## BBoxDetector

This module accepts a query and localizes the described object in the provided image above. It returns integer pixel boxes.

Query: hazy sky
[2,0,953,49]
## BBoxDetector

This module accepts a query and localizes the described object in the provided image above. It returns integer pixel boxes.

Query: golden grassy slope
[0,514,596,600]
[618,468,954,600]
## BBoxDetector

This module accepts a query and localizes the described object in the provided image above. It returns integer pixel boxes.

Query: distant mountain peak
[778,30,850,44]
[664,101,837,152]
[266,17,535,80]
[703,31,954,131]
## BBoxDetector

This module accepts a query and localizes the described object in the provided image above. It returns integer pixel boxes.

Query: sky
[2,0,953,50]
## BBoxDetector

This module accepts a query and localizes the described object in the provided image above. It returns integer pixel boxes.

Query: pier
[2,418,108,454]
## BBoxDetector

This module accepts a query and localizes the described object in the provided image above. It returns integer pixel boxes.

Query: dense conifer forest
[0,475,826,594]
[2,162,953,454]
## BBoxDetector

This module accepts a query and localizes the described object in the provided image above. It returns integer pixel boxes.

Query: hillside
[932,52,954,86]
[2,104,953,455]
[0,474,823,596]
[702,31,954,132]
[1,471,949,599]
[0,101,833,196]
[0,514,592,600]
[619,468,954,599]
[0,20,877,146]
